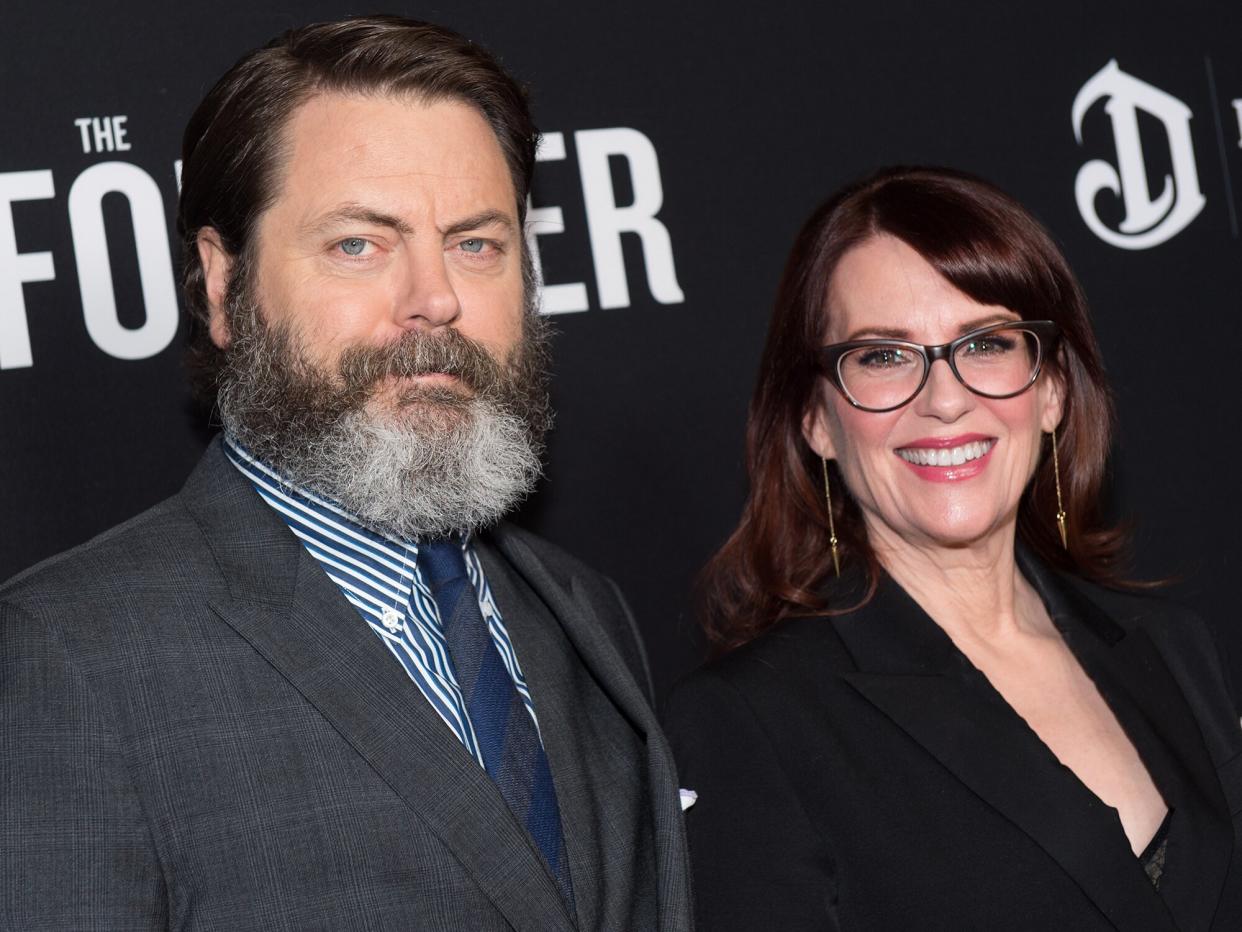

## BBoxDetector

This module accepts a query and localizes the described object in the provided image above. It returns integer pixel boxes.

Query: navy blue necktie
[416,539,574,908]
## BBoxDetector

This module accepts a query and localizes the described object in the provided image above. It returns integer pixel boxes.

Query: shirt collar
[221,434,468,555]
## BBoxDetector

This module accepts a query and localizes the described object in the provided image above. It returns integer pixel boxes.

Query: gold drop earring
[821,457,841,576]
[1051,427,1068,549]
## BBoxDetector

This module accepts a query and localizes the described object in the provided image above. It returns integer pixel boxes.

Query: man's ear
[196,228,233,350]
[801,398,838,461]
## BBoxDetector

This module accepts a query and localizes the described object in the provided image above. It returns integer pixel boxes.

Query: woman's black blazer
[665,553,1242,931]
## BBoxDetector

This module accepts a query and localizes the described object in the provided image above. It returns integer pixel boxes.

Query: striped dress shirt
[223,437,541,767]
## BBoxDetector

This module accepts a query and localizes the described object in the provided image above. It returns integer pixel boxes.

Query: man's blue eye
[460,238,485,254]
[339,238,367,256]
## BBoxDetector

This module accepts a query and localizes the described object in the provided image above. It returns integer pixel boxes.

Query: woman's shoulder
[670,569,923,716]
[1062,573,1240,749]
[697,611,857,684]
[664,611,860,741]
[1062,573,1216,651]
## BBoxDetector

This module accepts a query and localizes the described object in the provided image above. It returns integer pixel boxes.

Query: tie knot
[416,538,469,589]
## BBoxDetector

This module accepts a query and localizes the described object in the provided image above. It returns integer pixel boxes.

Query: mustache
[334,328,508,397]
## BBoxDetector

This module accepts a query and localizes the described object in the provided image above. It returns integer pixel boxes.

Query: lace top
[1139,810,1171,890]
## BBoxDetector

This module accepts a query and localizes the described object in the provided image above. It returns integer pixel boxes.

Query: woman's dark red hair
[701,166,1127,653]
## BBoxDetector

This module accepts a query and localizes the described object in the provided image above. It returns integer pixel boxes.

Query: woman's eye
[964,336,1014,355]
[859,347,910,368]
[338,237,369,257]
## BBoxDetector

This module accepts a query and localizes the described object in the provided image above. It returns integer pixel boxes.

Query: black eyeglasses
[818,320,1061,413]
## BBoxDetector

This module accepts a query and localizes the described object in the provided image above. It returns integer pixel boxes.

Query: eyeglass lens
[837,326,1041,410]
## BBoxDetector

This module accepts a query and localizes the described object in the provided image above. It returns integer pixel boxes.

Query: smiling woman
[665,166,1242,931]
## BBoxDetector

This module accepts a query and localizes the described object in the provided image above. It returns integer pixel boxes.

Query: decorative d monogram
[1072,59,1205,250]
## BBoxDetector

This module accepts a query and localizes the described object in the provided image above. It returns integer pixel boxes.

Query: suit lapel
[474,540,607,931]
[834,575,1176,930]
[181,442,575,932]
[480,527,694,932]
[1023,556,1233,932]
[481,529,658,748]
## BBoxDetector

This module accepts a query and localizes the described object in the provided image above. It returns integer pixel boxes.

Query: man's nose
[397,247,462,330]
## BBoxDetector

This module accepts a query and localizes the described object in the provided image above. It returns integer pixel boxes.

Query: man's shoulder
[486,521,610,588]
[2,494,201,605]
[485,520,636,632]
[484,520,634,632]
[0,487,225,681]
[485,521,652,696]
[1,441,243,612]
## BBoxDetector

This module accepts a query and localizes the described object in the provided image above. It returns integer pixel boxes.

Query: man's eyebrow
[310,204,414,237]
[440,209,515,238]
[308,206,515,239]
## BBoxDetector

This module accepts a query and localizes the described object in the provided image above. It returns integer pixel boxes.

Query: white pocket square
[679,788,698,811]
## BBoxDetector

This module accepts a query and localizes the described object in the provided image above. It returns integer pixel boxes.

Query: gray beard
[214,283,552,541]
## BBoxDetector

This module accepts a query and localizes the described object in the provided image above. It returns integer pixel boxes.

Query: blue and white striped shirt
[223,437,541,767]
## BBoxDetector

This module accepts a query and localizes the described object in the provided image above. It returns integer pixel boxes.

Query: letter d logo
[1072,60,1204,250]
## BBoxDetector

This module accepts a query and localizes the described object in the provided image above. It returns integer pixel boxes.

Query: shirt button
[381,607,402,632]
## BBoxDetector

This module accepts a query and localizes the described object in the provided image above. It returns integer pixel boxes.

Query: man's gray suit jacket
[0,438,693,931]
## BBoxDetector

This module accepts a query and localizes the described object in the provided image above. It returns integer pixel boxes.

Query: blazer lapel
[834,575,1175,930]
[1023,556,1233,932]
[181,442,575,932]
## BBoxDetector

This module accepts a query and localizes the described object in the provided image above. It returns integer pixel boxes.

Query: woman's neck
[869,524,1054,647]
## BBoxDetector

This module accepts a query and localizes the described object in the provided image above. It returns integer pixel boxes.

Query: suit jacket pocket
[1217,748,1242,815]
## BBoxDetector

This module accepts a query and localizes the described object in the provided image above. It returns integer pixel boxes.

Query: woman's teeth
[897,440,994,467]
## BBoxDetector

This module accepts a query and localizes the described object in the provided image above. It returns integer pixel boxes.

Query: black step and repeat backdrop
[3,0,1240,700]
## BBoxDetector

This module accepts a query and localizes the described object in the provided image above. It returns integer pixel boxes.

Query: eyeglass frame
[817,320,1062,413]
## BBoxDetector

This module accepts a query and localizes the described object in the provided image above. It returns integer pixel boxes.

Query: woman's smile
[895,434,997,482]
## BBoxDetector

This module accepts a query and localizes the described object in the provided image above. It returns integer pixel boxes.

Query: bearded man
[0,16,692,931]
